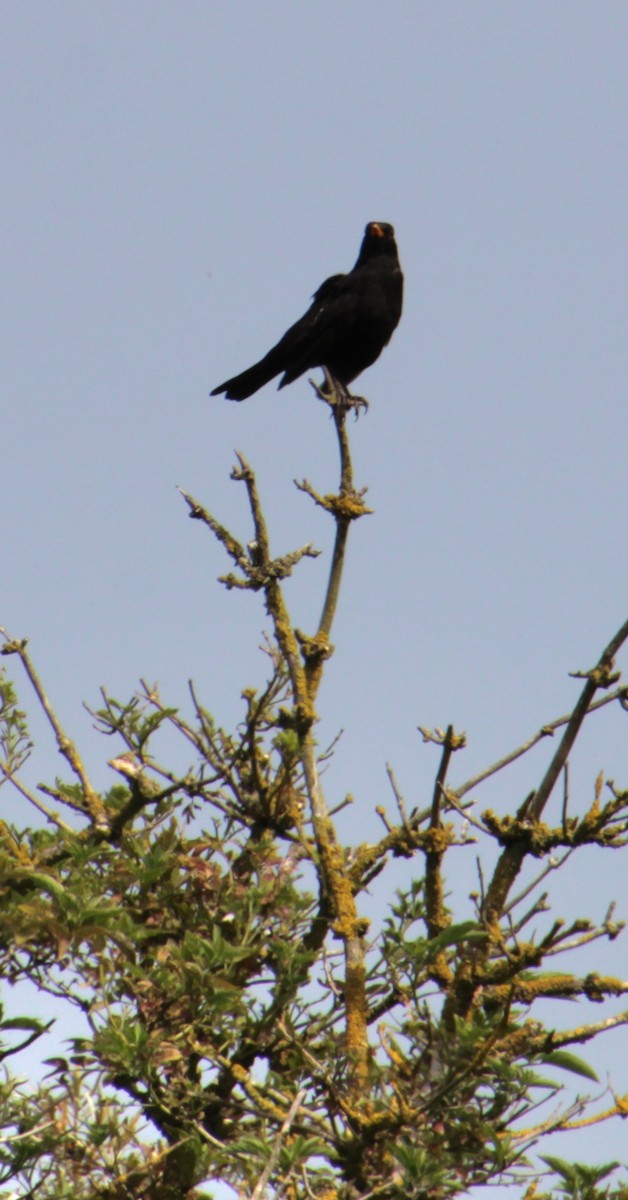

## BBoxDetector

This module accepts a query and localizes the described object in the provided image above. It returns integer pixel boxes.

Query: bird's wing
[272,274,359,385]
[310,272,348,306]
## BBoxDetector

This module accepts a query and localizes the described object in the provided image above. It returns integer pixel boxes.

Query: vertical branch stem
[293,395,371,1091]
[195,398,372,1094]
[317,404,353,641]
[318,520,350,642]
[299,399,369,1091]
[306,401,368,704]
[425,727,455,953]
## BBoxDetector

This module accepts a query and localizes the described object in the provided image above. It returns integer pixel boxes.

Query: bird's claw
[309,372,369,419]
[344,392,369,418]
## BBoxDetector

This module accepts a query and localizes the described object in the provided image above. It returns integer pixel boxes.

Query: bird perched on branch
[211,222,403,402]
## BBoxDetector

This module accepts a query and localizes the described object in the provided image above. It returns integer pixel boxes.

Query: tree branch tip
[294,477,316,495]
[418,725,466,751]
[1,637,28,656]
[177,488,203,518]
[375,805,393,832]
[294,478,330,510]
[218,572,252,591]
[230,450,254,480]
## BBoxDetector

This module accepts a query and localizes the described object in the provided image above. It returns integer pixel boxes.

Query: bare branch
[249,1089,305,1200]
[0,765,73,832]
[177,485,249,568]
[0,628,104,827]
[385,762,412,831]
[529,621,628,823]
[545,1008,628,1048]
[479,617,628,931]
[456,684,628,800]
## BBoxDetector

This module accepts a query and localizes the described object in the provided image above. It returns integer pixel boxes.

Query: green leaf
[541,1050,598,1082]
[541,1155,579,1184]
[542,1155,620,1190]
[427,921,487,953]
[0,1017,49,1034]
[7,869,66,899]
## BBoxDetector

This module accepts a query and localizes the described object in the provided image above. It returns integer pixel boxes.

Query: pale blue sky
[2,1,628,1186]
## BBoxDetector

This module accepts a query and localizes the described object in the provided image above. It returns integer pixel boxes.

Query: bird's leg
[309,369,369,418]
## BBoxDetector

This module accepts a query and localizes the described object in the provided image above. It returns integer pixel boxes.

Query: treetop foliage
[0,388,627,1199]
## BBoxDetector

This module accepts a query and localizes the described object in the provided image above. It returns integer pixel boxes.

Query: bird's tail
[210,348,283,401]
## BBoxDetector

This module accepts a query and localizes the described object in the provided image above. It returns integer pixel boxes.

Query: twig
[441,789,487,835]
[0,629,104,826]
[529,617,628,821]
[318,402,359,641]
[328,795,354,817]
[475,857,486,910]
[385,762,411,830]
[177,485,248,569]
[507,892,550,935]
[0,765,72,833]
[543,924,623,958]
[508,1098,588,1151]
[430,725,455,829]
[503,850,573,916]
[248,1089,306,1200]
[456,684,628,800]
[544,1008,628,1048]
[375,805,393,833]
[481,616,628,929]
[562,762,569,837]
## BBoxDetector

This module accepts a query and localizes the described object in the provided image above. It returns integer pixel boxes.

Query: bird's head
[358,221,398,261]
[366,221,395,240]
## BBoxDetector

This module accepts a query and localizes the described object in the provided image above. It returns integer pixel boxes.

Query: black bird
[211,222,403,401]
